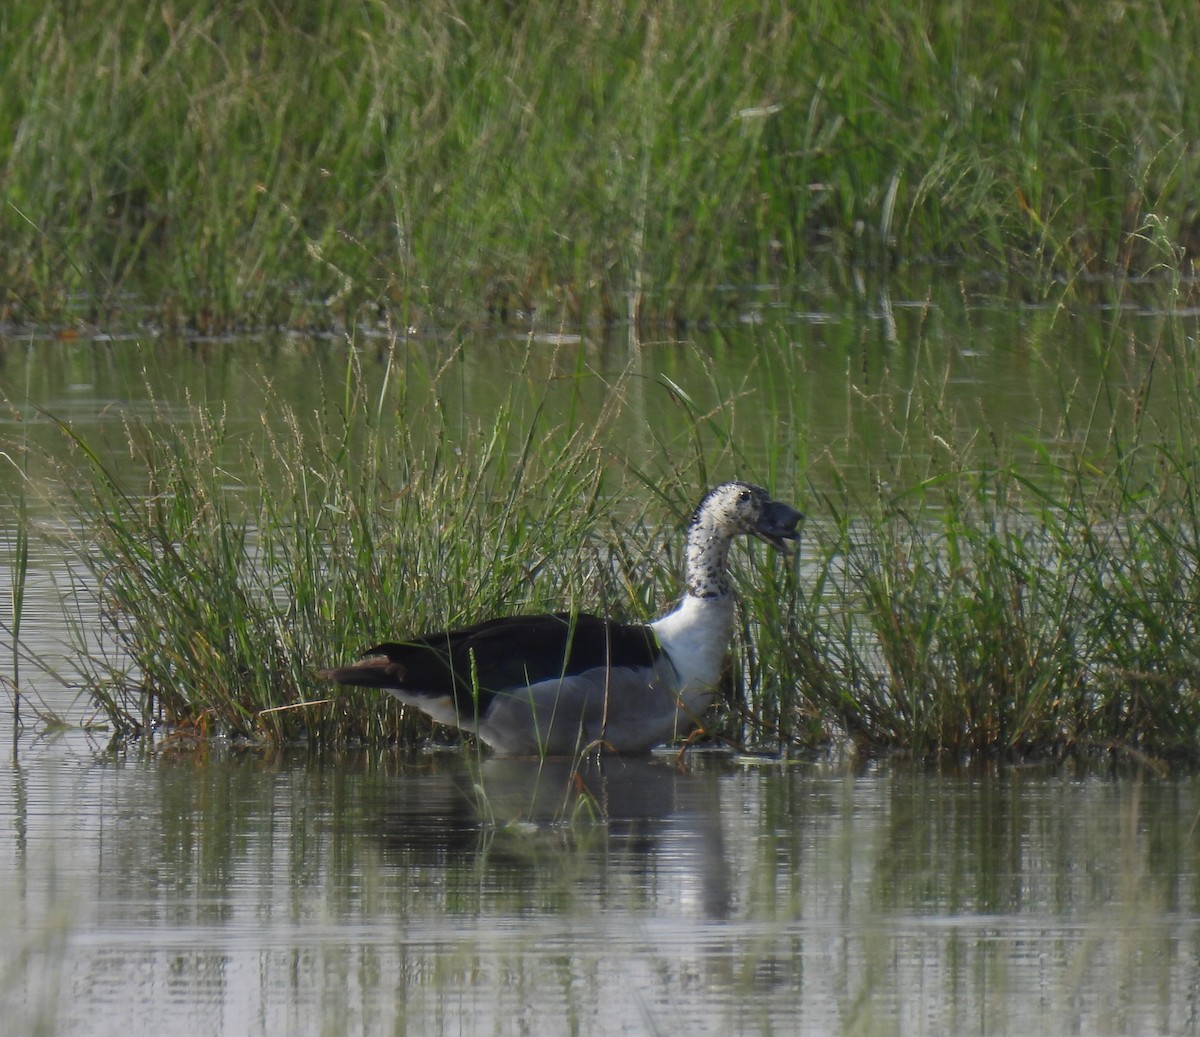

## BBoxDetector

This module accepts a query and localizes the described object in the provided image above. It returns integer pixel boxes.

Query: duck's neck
[649,522,738,689]
[683,514,735,599]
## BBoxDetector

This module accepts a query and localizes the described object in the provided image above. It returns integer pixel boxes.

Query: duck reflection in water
[370,754,734,921]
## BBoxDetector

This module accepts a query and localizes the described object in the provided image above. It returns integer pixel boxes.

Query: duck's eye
[738,489,752,503]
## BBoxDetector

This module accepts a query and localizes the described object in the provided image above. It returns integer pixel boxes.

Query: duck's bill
[752,500,804,551]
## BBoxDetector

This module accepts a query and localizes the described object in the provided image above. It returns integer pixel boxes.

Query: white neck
[649,517,740,696]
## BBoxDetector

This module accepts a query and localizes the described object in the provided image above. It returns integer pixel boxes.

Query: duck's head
[692,482,804,551]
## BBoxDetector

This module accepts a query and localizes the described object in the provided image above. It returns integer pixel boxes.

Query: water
[3,285,1200,1034]
[0,285,1177,515]
[5,740,1198,1036]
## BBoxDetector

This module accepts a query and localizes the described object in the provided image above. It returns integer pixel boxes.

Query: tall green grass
[2,1,1198,329]
[2,372,32,744]
[0,495,29,745]
[10,286,1194,762]
[784,288,1200,759]
[45,340,715,746]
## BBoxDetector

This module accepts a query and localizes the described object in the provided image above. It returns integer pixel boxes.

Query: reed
[0,493,28,745]
[1,367,33,744]
[48,339,708,745]
[23,303,1185,758]
[2,1,1197,329]
[16,291,1200,761]
[782,292,1200,760]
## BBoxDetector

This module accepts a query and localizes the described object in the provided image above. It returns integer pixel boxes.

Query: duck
[318,481,803,756]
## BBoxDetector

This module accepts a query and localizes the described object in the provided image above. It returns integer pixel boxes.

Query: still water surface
[5,738,1198,1036]
[2,288,1200,1034]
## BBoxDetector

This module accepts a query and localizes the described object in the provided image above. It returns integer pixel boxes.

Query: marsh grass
[45,338,711,746]
[14,289,1200,761]
[2,1,1199,329]
[2,378,33,742]
[787,297,1200,759]
[821,461,1200,759]
[0,483,29,732]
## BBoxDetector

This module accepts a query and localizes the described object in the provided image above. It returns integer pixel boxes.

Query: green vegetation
[2,0,1198,330]
[5,0,1200,760]
[44,340,708,746]
[11,288,1196,762]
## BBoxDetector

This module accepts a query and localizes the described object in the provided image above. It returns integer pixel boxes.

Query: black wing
[319,612,662,710]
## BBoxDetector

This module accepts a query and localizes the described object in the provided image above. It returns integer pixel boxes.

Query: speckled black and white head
[684,482,803,599]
